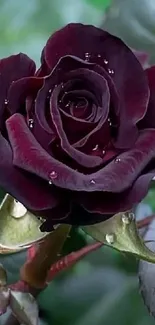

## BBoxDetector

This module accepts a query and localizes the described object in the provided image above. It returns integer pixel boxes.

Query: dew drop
[28,119,34,129]
[90,179,96,185]
[108,118,112,126]
[97,54,101,58]
[49,180,53,185]
[102,150,106,155]
[104,59,108,65]
[61,83,64,89]
[85,52,91,61]
[49,89,52,93]
[122,214,130,225]
[122,212,134,224]
[38,216,46,222]
[92,144,99,151]
[108,68,114,75]
[105,233,115,244]
[115,158,121,163]
[50,170,58,179]
[4,99,8,105]
[10,200,27,219]
[65,101,71,108]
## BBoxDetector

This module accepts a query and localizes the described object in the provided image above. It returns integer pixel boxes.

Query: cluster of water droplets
[48,170,58,185]
[84,53,114,76]
[28,118,34,129]
[92,144,106,156]
[104,212,134,245]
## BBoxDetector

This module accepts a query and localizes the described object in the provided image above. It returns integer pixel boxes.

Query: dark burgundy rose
[0,23,155,231]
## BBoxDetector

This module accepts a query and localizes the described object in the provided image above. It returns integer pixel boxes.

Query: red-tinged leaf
[0,287,10,315]
[27,245,38,261]
[9,280,30,293]
[20,225,71,288]
[137,215,155,229]
[10,291,38,325]
[47,242,102,282]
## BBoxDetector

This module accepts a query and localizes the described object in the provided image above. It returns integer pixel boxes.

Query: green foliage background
[1,0,155,324]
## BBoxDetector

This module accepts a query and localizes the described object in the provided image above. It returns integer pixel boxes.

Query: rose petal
[138,66,155,129]
[8,76,43,114]
[50,69,110,168]
[0,54,36,127]
[43,24,149,148]
[7,114,155,194]
[73,172,155,225]
[35,55,95,134]
[0,131,58,212]
[132,49,150,68]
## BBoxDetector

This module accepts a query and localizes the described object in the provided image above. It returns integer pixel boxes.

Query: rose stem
[136,215,155,229]
[20,224,71,289]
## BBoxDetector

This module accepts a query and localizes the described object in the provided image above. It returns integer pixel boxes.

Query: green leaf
[83,211,155,263]
[86,0,111,10]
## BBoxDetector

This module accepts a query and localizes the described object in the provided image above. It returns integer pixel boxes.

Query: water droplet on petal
[61,83,64,89]
[85,52,91,61]
[108,68,114,75]
[4,99,8,105]
[50,171,58,179]
[49,180,53,185]
[92,144,99,151]
[102,150,106,155]
[104,59,108,65]
[97,54,101,58]
[90,179,96,185]
[105,233,115,244]
[65,101,71,108]
[115,158,121,163]
[108,118,112,126]
[49,89,52,93]
[28,119,34,129]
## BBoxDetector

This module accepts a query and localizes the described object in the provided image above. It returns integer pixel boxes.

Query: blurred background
[1,0,155,324]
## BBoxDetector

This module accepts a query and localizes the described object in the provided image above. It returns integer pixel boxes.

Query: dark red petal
[43,24,149,148]
[74,172,155,222]
[8,76,43,114]
[0,132,58,212]
[138,66,155,129]
[7,114,155,194]
[0,54,35,127]
[132,49,149,68]
[50,70,110,168]
[35,55,95,134]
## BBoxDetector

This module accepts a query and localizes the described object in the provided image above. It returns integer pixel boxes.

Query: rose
[0,23,155,232]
